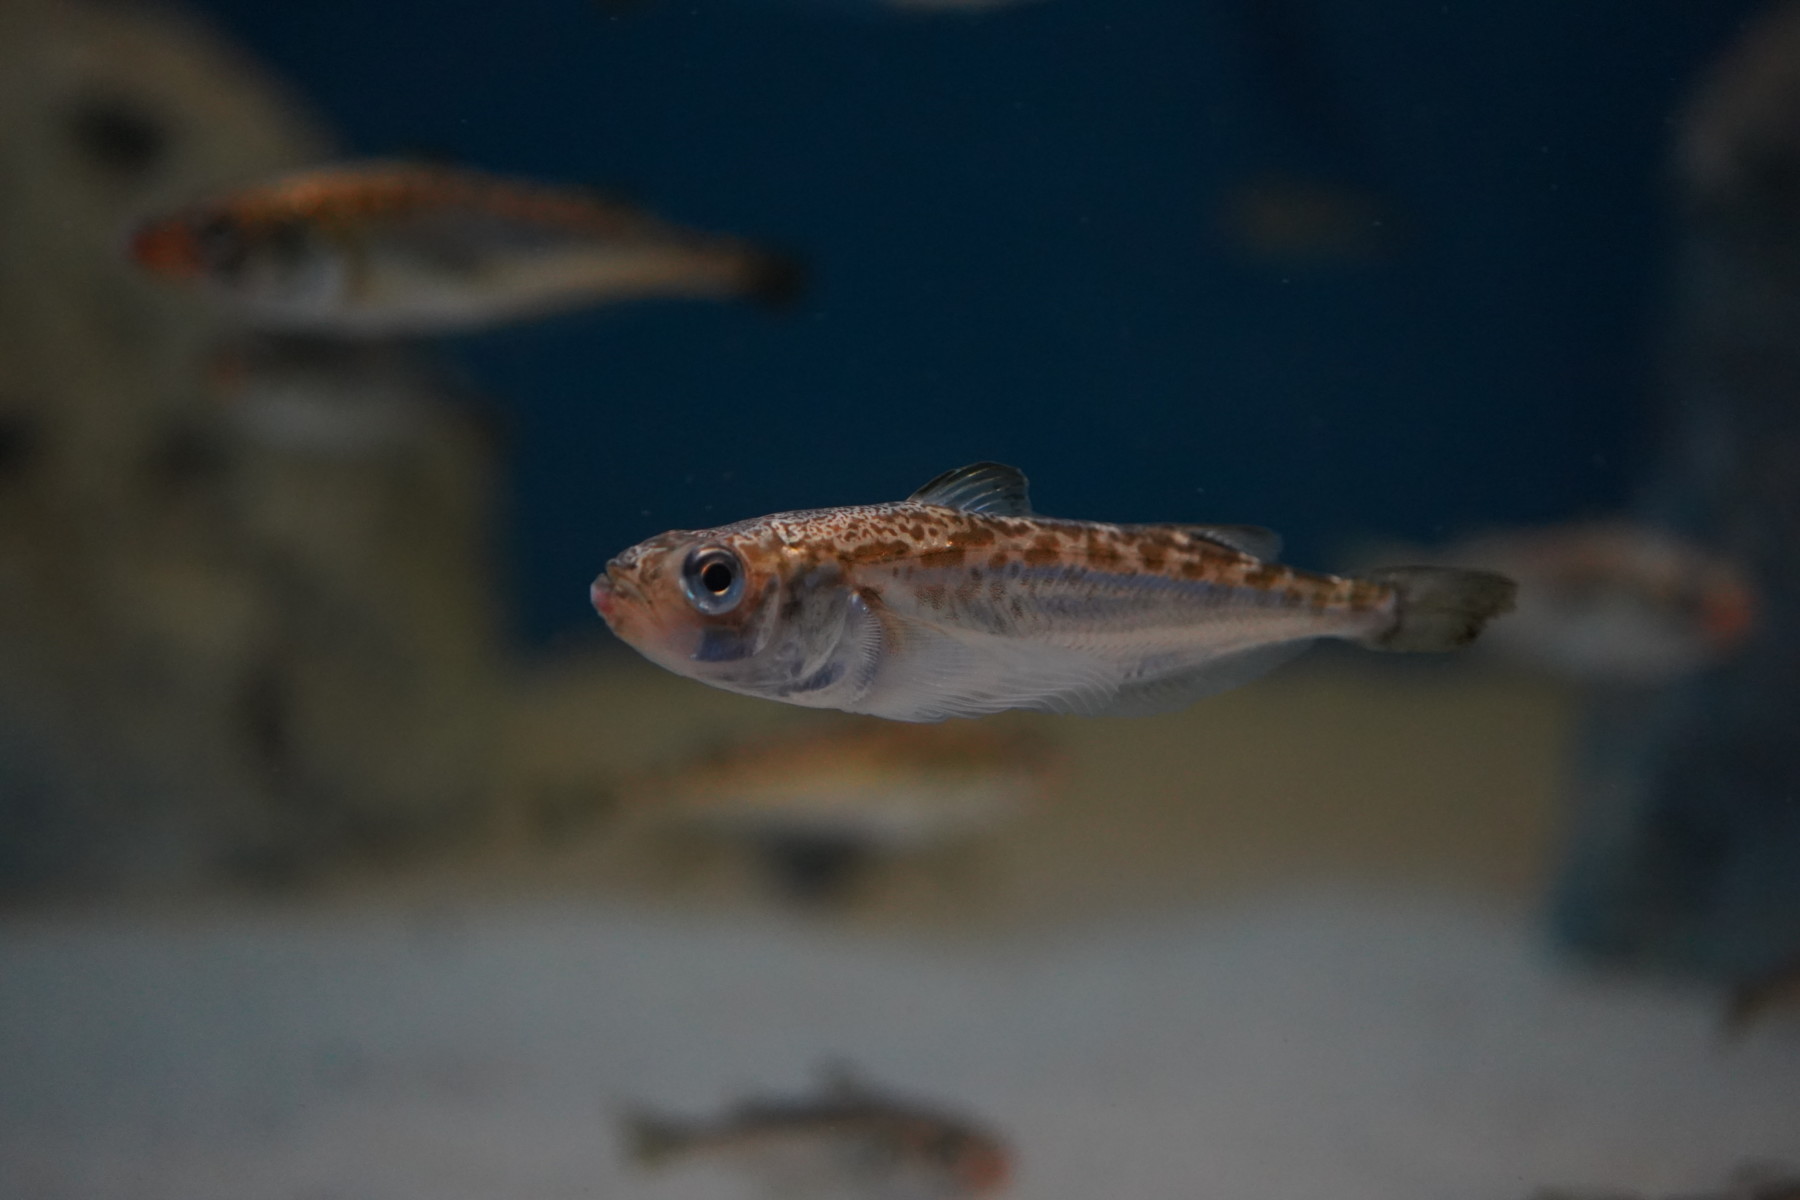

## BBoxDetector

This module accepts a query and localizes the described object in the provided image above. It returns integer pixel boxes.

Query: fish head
[593,521,865,704]
[128,204,347,318]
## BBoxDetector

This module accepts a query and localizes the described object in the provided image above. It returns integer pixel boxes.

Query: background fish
[128,160,802,333]
[1392,522,1758,685]
[627,720,1055,900]
[623,1068,1011,1200]
[591,462,1516,721]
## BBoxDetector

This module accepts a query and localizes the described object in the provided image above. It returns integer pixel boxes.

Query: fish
[1394,523,1757,685]
[127,160,802,333]
[590,462,1516,722]
[628,720,1054,899]
[204,335,470,457]
[622,1068,1011,1200]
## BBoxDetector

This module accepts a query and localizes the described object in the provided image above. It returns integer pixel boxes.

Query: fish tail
[620,1112,692,1167]
[738,248,807,308]
[1359,566,1517,652]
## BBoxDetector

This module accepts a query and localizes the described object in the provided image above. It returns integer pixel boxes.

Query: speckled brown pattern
[609,500,1393,619]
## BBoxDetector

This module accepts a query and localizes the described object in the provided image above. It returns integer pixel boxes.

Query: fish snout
[127,220,204,278]
[591,560,641,622]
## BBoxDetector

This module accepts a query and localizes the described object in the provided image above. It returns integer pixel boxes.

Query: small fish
[623,1068,1010,1200]
[631,721,1053,899]
[128,160,801,333]
[204,335,464,456]
[590,462,1516,721]
[1406,523,1756,685]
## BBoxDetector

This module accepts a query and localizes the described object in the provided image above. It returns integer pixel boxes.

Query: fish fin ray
[1071,641,1313,717]
[854,614,1118,722]
[1360,566,1516,651]
[907,462,1032,516]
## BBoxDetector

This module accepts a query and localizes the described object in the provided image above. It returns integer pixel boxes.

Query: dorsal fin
[1185,524,1282,560]
[908,462,1032,516]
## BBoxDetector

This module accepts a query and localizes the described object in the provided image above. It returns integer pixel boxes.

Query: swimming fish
[623,1068,1011,1200]
[629,720,1053,899]
[128,160,801,333]
[1400,522,1757,685]
[590,462,1516,721]
[205,335,470,457]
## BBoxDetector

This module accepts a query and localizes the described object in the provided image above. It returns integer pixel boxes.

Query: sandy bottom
[3,654,1796,1200]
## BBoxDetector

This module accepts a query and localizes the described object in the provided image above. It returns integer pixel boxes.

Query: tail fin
[1360,566,1516,652]
[620,1112,691,1168]
[738,249,808,309]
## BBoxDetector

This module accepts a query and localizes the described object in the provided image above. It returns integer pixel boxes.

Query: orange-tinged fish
[630,721,1054,899]
[128,160,801,333]
[1416,522,1757,684]
[590,462,1516,721]
[623,1069,1011,1200]
[637,721,1050,846]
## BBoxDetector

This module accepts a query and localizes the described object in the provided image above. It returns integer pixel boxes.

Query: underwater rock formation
[0,0,501,891]
[1551,1,1800,977]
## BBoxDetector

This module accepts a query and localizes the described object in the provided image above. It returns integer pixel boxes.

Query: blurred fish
[205,335,473,457]
[591,462,1515,721]
[1403,523,1756,685]
[623,1068,1011,1200]
[128,160,802,333]
[630,721,1053,900]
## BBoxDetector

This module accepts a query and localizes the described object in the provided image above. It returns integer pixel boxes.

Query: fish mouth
[590,561,638,622]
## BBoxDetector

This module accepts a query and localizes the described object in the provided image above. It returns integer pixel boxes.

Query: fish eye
[682,546,745,615]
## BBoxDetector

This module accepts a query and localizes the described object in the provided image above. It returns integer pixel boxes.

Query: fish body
[633,721,1053,900]
[624,1071,1010,1200]
[591,463,1516,722]
[128,161,800,333]
[205,336,464,457]
[1417,523,1756,684]
[639,722,1050,847]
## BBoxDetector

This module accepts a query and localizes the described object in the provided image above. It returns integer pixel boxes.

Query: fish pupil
[702,561,733,593]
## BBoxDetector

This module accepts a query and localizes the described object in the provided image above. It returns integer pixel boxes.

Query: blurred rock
[1550,1,1800,978]
[0,0,502,893]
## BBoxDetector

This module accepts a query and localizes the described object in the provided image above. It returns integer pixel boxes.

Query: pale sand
[4,652,1795,1200]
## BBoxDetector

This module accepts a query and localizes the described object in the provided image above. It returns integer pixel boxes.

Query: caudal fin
[738,249,808,309]
[620,1112,692,1168]
[1360,566,1516,652]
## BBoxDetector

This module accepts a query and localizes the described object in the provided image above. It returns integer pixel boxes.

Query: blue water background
[187,0,1758,646]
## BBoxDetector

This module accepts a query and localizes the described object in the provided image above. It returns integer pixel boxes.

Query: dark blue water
[187,0,1757,646]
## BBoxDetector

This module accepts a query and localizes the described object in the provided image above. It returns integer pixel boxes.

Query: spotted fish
[590,462,1517,722]
[622,1068,1011,1200]
[127,160,801,333]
